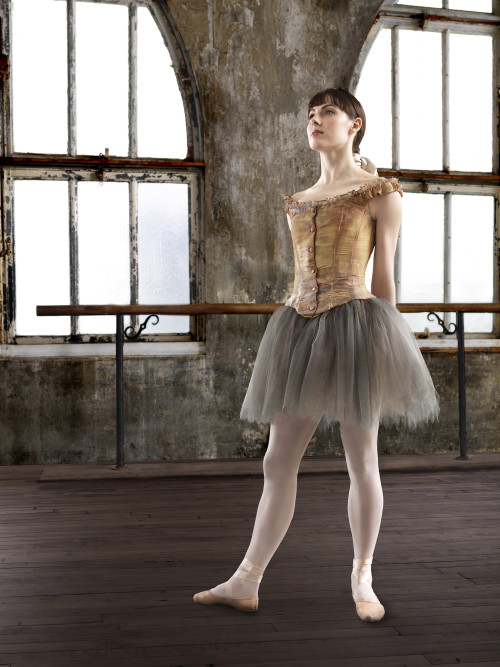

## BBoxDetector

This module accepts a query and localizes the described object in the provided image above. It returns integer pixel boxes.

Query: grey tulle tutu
[240,298,440,429]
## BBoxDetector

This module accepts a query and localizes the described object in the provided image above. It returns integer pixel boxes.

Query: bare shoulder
[369,178,403,222]
[290,188,309,201]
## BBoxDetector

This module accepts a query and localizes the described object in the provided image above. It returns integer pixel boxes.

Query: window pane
[137,8,187,159]
[449,34,493,173]
[396,0,443,8]
[400,193,444,332]
[76,3,128,157]
[12,0,67,154]
[400,30,442,171]
[138,183,190,333]
[355,28,392,169]
[14,181,70,335]
[78,183,130,334]
[397,0,492,7]
[450,195,494,332]
[449,0,491,11]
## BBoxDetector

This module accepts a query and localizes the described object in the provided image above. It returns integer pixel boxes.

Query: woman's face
[307,100,361,153]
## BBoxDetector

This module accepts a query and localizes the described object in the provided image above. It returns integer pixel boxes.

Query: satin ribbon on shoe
[351,556,385,622]
[193,557,264,613]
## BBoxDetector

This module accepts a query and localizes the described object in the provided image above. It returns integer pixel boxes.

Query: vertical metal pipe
[114,314,125,469]
[456,311,469,460]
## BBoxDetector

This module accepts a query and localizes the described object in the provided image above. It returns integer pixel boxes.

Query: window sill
[416,338,500,352]
[1,339,498,358]
[0,341,206,358]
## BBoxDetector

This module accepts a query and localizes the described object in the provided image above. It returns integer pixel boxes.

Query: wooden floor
[0,465,499,666]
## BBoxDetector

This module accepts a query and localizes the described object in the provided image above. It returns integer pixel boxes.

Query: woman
[194,87,440,622]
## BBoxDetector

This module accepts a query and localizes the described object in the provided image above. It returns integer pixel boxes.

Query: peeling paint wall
[0,0,499,463]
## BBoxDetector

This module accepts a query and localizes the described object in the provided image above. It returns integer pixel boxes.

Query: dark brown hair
[308,88,366,155]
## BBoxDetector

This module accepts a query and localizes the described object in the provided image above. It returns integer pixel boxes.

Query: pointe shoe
[193,556,265,613]
[351,556,385,622]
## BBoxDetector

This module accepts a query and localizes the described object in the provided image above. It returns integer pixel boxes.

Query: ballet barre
[36,302,500,469]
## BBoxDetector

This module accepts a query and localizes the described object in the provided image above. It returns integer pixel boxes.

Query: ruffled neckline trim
[281,176,402,211]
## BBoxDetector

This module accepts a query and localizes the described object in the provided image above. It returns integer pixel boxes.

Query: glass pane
[14,181,70,335]
[78,183,130,334]
[400,30,442,171]
[450,195,494,332]
[138,183,190,333]
[449,34,493,173]
[396,0,443,7]
[449,0,491,11]
[354,28,392,169]
[137,8,187,159]
[11,0,67,154]
[365,250,374,292]
[76,3,128,157]
[400,193,444,332]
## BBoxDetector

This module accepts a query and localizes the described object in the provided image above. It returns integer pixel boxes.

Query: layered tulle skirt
[240,298,440,429]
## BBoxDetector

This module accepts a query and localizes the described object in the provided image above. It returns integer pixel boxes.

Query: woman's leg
[210,409,323,599]
[340,416,384,604]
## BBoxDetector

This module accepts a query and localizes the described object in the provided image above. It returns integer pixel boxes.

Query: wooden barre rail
[36,302,500,316]
[36,302,500,469]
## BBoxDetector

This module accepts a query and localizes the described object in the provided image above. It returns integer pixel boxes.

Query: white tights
[210,411,383,603]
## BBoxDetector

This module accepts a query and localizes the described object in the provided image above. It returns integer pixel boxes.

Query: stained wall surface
[0,0,498,463]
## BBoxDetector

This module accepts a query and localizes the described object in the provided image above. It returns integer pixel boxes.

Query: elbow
[370,272,396,307]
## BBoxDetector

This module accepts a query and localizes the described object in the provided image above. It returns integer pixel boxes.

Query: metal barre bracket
[124,314,160,341]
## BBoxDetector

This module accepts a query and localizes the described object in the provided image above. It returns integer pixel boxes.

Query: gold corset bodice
[281,176,403,318]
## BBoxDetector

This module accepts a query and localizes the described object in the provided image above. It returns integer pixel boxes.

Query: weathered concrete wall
[1,0,499,463]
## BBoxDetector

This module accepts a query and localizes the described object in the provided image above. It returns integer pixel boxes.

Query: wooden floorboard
[0,468,498,666]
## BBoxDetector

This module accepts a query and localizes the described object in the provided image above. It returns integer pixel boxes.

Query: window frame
[0,0,205,346]
[351,1,500,338]
[2,166,204,344]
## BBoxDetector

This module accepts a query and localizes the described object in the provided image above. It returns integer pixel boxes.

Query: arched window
[353,0,498,339]
[0,0,204,345]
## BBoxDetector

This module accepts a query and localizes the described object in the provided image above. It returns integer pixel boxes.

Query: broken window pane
[138,183,190,333]
[14,180,70,335]
[11,0,67,154]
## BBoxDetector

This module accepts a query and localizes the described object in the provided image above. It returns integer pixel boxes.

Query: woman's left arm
[369,191,403,307]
